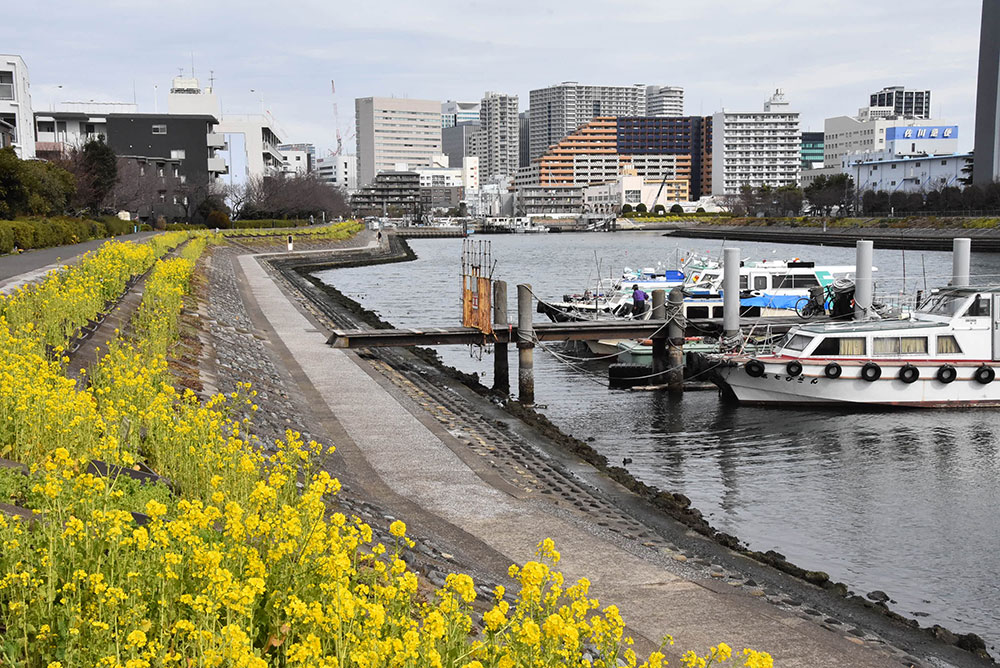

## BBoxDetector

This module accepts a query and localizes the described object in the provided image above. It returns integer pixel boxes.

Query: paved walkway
[0,231,159,294]
[236,251,901,668]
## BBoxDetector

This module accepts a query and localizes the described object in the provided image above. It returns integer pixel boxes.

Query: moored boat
[699,286,1000,407]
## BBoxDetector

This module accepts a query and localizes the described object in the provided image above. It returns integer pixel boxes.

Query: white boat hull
[715,359,1000,407]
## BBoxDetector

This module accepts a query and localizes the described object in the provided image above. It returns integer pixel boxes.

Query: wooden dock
[327,316,803,349]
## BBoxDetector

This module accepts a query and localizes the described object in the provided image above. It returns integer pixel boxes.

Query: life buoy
[786,360,803,377]
[936,365,957,384]
[898,364,919,384]
[974,365,995,385]
[824,362,842,379]
[860,362,881,382]
[745,359,766,378]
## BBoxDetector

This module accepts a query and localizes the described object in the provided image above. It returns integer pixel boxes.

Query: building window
[152,124,167,135]
[170,149,185,159]
[941,160,948,166]
[0,71,13,101]
[139,164,145,177]
[157,163,165,177]
[172,166,179,179]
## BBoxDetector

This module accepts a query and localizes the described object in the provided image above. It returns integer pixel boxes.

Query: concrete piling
[952,237,971,287]
[493,281,509,395]
[517,283,534,404]
[854,240,874,320]
[651,289,666,385]
[667,287,684,393]
[723,247,740,340]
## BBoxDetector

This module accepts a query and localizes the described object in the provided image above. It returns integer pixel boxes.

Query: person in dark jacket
[631,284,648,316]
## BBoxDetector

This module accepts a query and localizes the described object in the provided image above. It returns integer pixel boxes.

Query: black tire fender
[860,362,881,382]
[974,365,995,385]
[936,364,957,384]
[745,359,766,378]
[898,364,920,384]
[786,360,803,377]
[824,362,842,379]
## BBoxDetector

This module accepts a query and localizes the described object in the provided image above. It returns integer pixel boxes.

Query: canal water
[315,231,1000,652]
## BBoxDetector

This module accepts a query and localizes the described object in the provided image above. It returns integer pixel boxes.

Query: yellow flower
[518,620,541,646]
[126,629,147,648]
[389,520,406,537]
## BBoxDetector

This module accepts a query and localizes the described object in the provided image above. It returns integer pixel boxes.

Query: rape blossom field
[0,231,771,667]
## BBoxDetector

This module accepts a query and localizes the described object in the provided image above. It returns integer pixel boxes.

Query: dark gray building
[106,113,225,187]
[442,121,480,169]
[352,171,421,217]
[519,111,529,168]
[975,0,1000,185]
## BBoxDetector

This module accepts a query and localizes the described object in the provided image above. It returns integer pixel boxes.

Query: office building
[355,97,442,187]
[351,170,421,217]
[441,100,481,128]
[801,132,824,170]
[865,86,932,120]
[518,111,530,168]
[0,55,34,158]
[479,91,519,180]
[316,154,357,192]
[278,143,315,175]
[823,115,956,167]
[711,90,800,196]
[646,86,684,117]
[848,152,971,194]
[442,121,481,169]
[528,82,647,160]
[975,0,1000,185]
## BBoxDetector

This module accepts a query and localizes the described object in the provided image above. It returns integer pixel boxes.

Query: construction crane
[328,79,355,159]
[649,172,671,212]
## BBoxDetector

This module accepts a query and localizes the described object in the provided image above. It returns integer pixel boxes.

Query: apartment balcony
[207,133,226,149]
[207,157,228,174]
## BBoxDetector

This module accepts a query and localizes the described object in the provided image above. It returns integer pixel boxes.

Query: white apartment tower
[528,82,647,160]
[0,55,35,158]
[479,91,519,180]
[646,86,684,117]
[355,97,442,187]
[711,89,801,196]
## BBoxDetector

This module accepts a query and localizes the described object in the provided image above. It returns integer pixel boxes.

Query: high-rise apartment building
[528,82,647,160]
[355,97,442,187]
[646,86,684,117]
[441,100,481,128]
[975,0,1000,185]
[711,90,800,196]
[0,55,34,158]
[865,86,932,120]
[479,91,519,180]
[518,112,530,168]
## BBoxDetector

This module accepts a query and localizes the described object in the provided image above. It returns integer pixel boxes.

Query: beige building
[355,97,442,187]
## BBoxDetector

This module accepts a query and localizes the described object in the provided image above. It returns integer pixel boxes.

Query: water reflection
[317,233,1000,652]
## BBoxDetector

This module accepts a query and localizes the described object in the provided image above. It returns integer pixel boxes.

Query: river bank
[662,222,1000,251]
[231,231,994,665]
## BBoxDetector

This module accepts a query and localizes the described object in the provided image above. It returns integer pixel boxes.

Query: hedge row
[231,219,316,229]
[0,217,145,254]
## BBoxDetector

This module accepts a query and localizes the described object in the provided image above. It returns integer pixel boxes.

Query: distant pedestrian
[631,284,648,317]
[377,230,383,243]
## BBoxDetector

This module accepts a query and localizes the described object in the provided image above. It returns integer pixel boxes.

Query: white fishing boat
[701,286,1000,407]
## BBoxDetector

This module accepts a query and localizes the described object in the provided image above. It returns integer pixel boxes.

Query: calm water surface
[316,232,1000,651]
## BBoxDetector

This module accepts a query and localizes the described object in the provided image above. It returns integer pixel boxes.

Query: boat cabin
[687,260,858,294]
[773,287,1000,362]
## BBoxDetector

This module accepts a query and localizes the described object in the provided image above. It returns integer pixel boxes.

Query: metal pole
[651,289,666,384]
[667,287,684,393]
[854,240,874,320]
[723,247,740,339]
[517,284,534,404]
[952,237,971,287]
[493,281,509,395]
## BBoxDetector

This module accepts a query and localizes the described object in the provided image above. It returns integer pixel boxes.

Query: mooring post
[651,289,667,384]
[723,247,740,341]
[952,237,971,287]
[517,283,534,404]
[854,240,874,320]
[493,280,509,394]
[667,287,684,393]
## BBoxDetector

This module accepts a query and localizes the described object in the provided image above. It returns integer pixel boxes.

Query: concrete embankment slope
[234,248,916,668]
[666,225,1000,251]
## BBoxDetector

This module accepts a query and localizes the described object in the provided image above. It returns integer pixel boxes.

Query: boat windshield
[917,293,969,317]
[778,333,813,352]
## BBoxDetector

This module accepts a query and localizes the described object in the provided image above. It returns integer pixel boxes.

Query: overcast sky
[3,1,986,154]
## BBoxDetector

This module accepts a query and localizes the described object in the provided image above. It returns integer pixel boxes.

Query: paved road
[0,231,160,292]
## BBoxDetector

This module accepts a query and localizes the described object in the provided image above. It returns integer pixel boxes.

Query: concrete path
[237,251,901,668]
[0,231,159,294]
